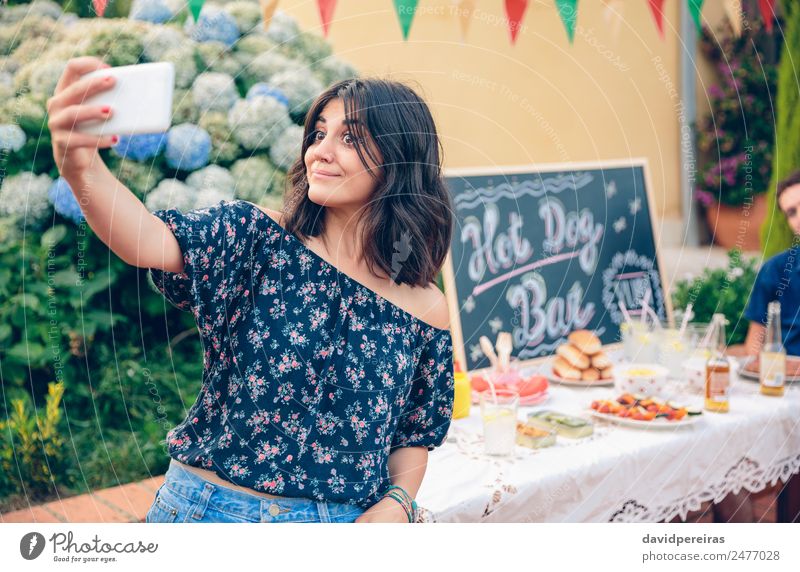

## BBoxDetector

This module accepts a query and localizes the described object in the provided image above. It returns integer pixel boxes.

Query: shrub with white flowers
[108,158,165,197]
[144,178,196,212]
[198,111,241,164]
[268,69,324,117]
[196,41,243,77]
[194,186,235,209]
[0,124,26,152]
[142,26,185,62]
[192,72,239,114]
[230,156,285,204]
[270,125,303,171]
[264,10,301,46]
[186,165,236,197]
[0,171,52,227]
[222,1,263,34]
[246,83,289,108]
[228,96,292,151]
[0,4,357,229]
[242,51,294,89]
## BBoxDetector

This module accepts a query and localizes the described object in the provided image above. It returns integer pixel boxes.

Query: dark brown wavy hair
[282,78,453,288]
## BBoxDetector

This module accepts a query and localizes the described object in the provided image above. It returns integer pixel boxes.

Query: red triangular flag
[93,0,107,17]
[758,0,776,33]
[648,0,666,39]
[504,0,529,45]
[317,0,337,37]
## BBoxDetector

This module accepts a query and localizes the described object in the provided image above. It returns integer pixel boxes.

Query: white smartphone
[78,62,175,136]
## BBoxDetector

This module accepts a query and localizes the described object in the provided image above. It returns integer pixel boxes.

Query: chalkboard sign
[441,159,672,373]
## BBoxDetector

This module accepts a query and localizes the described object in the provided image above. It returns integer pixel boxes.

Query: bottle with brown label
[760,301,786,397]
[704,313,730,413]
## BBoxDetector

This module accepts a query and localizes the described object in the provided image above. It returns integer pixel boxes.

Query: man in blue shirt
[744,170,800,356]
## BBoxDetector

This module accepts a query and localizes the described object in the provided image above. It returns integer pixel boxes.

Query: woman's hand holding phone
[47,56,118,179]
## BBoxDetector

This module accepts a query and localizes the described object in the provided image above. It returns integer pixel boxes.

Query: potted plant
[695,7,779,250]
[671,249,759,347]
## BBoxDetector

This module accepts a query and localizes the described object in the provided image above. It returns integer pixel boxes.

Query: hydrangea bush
[0,1,358,507]
[1,1,358,223]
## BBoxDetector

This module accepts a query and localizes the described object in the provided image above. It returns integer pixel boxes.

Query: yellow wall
[280,1,685,219]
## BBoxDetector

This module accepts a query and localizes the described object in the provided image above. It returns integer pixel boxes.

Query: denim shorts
[145,459,366,523]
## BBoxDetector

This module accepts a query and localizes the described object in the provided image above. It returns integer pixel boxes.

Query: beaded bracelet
[384,491,413,522]
[382,485,418,523]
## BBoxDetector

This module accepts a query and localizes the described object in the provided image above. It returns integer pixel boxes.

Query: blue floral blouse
[148,199,454,508]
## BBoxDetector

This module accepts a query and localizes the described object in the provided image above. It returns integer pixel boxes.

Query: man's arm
[745,322,766,356]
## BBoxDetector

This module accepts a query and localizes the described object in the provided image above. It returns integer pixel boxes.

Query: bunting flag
[317,0,337,37]
[688,0,704,33]
[189,0,206,23]
[723,0,743,37]
[393,0,419,40]
[260,0,280,31]
[758,0,776,33]
[92,0,107,17]
[555,0,579,43]
[504,0,528,45]
[602,0,624,42]
[456,0,476,41]
[647,0,666,39]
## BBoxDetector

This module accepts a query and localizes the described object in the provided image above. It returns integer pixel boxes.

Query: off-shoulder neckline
[239,200,451,335]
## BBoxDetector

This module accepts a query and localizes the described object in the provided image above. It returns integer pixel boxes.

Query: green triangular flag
[393,0,419,40]
[688,0,704,33]
[555,0,579,43]
[189,0,206,23]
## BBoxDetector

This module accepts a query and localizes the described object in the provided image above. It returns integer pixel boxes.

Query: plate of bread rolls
[549,330,615,386]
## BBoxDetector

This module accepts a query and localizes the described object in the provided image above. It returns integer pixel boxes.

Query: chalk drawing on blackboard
[601,249,666,326]
[442,159,672,373]
[454,172,594,210]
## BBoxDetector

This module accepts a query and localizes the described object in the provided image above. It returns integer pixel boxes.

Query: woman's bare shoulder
[411,283,450,331]
[241,201,286,230]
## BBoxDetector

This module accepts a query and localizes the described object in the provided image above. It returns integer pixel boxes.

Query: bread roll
[568,330,602,355]
[556,343,590,369]
[600,366,614,380]
[591,352,611,369]
[581,367,600,381]
[553,356,582,380]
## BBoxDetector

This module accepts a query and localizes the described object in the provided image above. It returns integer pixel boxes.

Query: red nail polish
[101,106,110,114]
[112,136,119,144]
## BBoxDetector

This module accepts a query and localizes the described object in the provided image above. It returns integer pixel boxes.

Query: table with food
[416,315,800,523]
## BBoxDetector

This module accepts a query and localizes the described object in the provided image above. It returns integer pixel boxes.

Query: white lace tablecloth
[415,376,800,522]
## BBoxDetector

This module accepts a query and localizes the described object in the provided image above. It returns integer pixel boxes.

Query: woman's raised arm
[48,57,184,273]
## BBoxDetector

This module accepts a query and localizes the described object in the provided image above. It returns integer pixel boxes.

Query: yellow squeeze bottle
[452,362,471,419]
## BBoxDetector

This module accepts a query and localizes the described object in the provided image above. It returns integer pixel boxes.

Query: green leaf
[41,225,68,249]
[51,269,82,288]
[5,342,45,364]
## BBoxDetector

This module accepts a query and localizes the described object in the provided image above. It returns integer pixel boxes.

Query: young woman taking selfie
[47,57,455,524]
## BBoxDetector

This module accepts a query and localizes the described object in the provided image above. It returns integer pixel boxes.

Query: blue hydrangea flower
[0,124,26,152]
[186,6,240,47]
[48,177,84,224]
[165,123,212,171]
[246,83,289,108]
[111,132,167,162]
[129,0,174,24]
